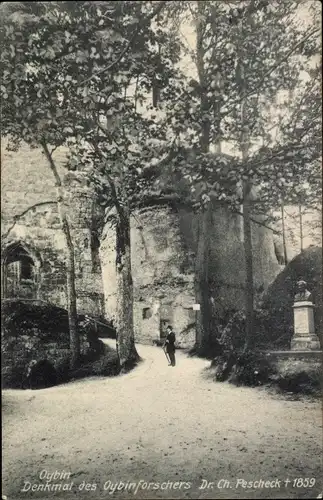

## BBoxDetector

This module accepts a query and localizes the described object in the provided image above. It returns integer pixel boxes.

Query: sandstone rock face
[131,206,196,348]
[100,204,280,348]
[2,141,281,348]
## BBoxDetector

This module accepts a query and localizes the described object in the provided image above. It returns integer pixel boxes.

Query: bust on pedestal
[291,280,320,351]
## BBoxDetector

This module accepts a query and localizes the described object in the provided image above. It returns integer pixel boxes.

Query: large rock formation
[2,141,281,348]
[1,299,107,388]
[101,202,280,347]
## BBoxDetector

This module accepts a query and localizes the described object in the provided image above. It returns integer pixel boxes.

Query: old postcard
[1,1,322,499]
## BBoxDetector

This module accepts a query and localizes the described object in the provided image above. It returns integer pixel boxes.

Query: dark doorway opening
[2,243,38,299]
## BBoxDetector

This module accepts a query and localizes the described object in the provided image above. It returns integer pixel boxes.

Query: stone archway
[1,241,42,300]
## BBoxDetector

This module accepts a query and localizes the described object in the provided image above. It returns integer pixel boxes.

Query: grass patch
[210,350,322,397]
[271,359,322,397]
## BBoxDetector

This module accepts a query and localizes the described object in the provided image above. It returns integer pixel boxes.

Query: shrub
[216,308,292,353]
[189,337,223,359]
[69,345,119,379]
[209,247,323,394]
[2,353,28,389]
[217,310,246,351]
[210,353,237,382]
[2,334,33,388]
[211,246,322,352]
[88,351,119,376]
[55,355,71,383]
[228,350,277,387]
[210,305,321,395]
[1,300,70,342]
[211,335,322,395]
[211,348,276,386]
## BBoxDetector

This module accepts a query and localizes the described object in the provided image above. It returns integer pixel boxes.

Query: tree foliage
[162,1,321,213]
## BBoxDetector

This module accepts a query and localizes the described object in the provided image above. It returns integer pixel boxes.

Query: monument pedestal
[291,301,321,351]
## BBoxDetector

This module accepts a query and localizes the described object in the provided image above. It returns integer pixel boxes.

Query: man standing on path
[164,325,176,367]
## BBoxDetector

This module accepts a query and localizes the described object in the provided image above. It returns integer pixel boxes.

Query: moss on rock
[1,299,118,388]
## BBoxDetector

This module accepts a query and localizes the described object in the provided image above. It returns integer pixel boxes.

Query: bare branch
[50,144,60,156]
[245,140,319,173]
[2,201,57,240]
[233,209,280,234]
[41,141,62,187]
[88,139,125,217]
[105,173,123,217]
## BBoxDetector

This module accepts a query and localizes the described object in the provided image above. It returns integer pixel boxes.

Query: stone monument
[291,280,321,351]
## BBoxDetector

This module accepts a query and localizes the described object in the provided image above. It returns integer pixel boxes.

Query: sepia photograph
[1,1,322,499]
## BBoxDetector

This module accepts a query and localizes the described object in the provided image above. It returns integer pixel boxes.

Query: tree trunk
[42,142,80,369]
[115,209,140,371]
[60,206,80,369]
[281,201,288,264]
[193,1,212,354]
[299,203,304,252]
[242,182,254,352]
[238,16,254,353]
[194,206,212,354]
[194,106,212,354]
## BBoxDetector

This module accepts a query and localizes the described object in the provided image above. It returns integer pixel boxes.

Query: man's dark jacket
[166,331,176,353]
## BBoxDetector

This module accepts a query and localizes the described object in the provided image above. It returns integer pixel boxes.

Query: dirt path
[2,341,322,500]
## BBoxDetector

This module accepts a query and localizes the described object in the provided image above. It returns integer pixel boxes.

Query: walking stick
[163,344,171,364]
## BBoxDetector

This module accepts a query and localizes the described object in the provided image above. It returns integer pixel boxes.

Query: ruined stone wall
[1,140,104,316]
